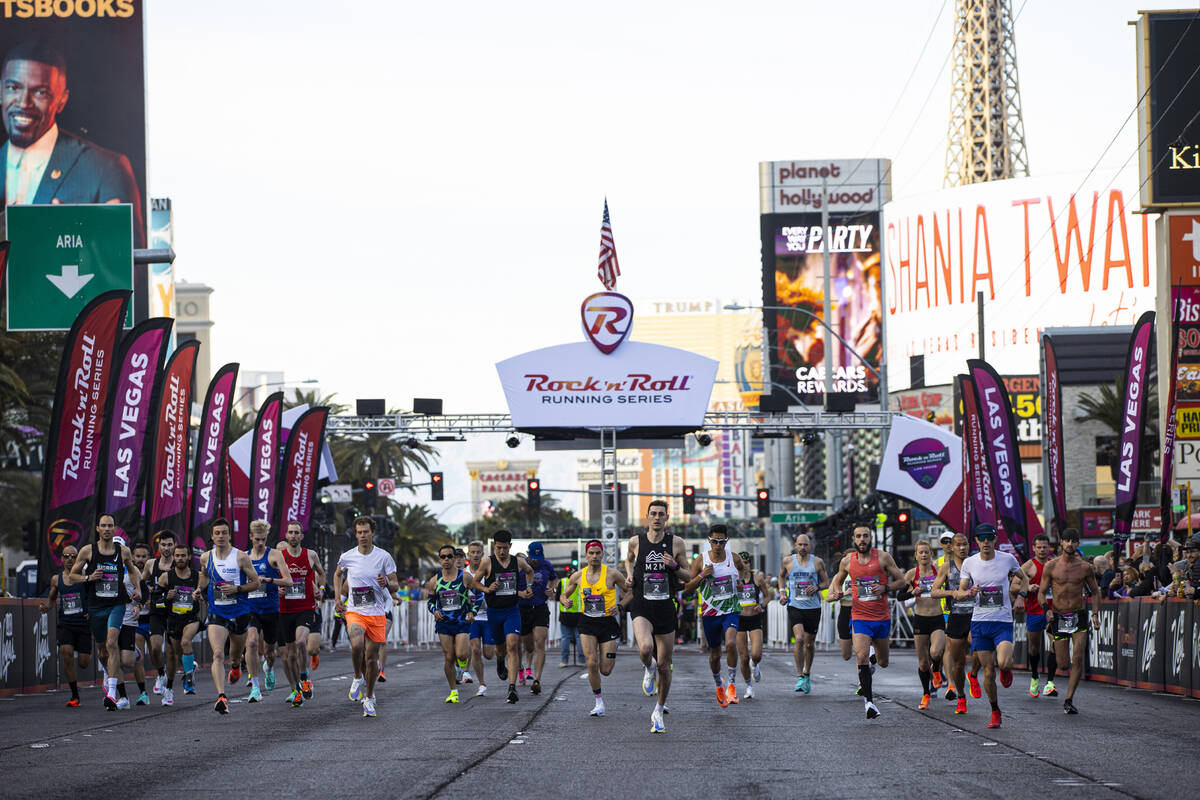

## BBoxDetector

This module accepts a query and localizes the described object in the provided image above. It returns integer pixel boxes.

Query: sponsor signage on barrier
[1116,600,1138,687]
[1163,599,1192,696]
[1087,603,1118,682]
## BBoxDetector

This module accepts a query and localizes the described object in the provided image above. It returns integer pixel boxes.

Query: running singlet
[946,560,975,614]
[206,549,249,619]
[122,574,141,627]
[147,558,171,613]
[280,548,316,613]
[464,565,487,621]
[484,555,521,610]
[848,549,890,621]
[960,552,1021,623]
[57,569,87,624]
[914,566,938,598]
[429,570,475,624]
[788,556,821,610]
[580,564,615,618]
[337,546,397,617]
[738,576,760,611]
[632,531,675,602]
[166,569,199,617]
[699,549,740,616]
[246,549,281,614]
[86,543,128,608]
[1025,559,1048,615]
[519,561,556,608]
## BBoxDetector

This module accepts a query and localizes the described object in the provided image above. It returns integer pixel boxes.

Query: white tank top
[465,564,487,621]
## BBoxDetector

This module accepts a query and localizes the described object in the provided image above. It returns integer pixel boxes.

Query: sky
[143,0,1159,523]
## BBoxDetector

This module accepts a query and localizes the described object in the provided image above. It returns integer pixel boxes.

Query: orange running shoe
[310,654,319,670]
[955,697,967,714]
[987,709,1002,728]
[65,697,80,708]
[919,693,931,710]
[726,684,739,704]
[228,666,241,685]
[999,668,1013,688]
[715,686,729,708]
[931,671,945,690]
[968,672,982,698]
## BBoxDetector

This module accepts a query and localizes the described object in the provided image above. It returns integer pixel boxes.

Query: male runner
[952,523,1028,729]
[778,532,829,693]
[194,518,260,714]
[39,545,91,707]
[559,540,630,717]
[123,540,152,705]
[904,539,946,709]
[683,524,747,708]
[334,516,399,718]
[464,540,495,697]
[517,541,556,695]
[1021,533,1058,698]
[556,567,583,667]
[1037,528,1100,715]
[68,514,142,709]
[141,530,176,696]
[157,542,201,704]
[278,520,325,705]
[834,548,856,667]
[625,499,692,733]
[241,520,292,699]
[930,532,975,712]
[427,543,479,703]
[463,529,535,704]
[735,551,772,699]
[826,525,907,719]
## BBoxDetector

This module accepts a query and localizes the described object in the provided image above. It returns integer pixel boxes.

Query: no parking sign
[378,478,396,496]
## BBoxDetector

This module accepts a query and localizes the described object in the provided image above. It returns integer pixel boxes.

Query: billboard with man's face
[1,1,147,317]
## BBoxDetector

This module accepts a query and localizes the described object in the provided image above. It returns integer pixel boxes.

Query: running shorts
[789,606,822,636]
[57,623,92,655]
[837,604,853,641]
[631,598,676,636]
[345,611,387,643]
[1051,609,1088,641]
[912,613,946,636]
[469,618,495,645]
[435,618,471,637]
[946,612,972,640]
[520,604,550,635]
[87,605,125,642]
[487,605,522,642]
[701,612,739,649]
[207,613,250,636]
[578,615,621,644]
[851,618,891,640]
[1025,612,1047,633]
[737,613,764,632]
[969,619,1014,652]
[277,610,317,645]
[247,612,279,646]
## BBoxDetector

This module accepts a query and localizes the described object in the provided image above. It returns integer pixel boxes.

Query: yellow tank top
[580,564,615,618]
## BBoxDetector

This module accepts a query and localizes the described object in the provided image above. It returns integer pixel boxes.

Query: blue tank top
[246,548,280,614]
[206,548,249,619]
[788,556,821,610]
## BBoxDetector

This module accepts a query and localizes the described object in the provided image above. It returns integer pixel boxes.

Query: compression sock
[919,669,931,694]
[593,688,602,698]
[858,664,873,702]
[300,670,308,681]
[712,672,723,687]
[69,681,79,699]
[117,682,127,699]
[726,667,736,683]
[182,654,195,674]
[990,701,999,711]
[931,655,942,675]
[136,680,146,693]
[167,675,174,689]
[1029,650,1039,680]
[1045,650,1058,680]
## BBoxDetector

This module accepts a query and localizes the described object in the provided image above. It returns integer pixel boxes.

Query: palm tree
[226,408,254,442]
[285,388,349,415]
[387,502,450,576]
[1077,373,1159,482]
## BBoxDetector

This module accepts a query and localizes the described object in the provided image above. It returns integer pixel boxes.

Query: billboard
[884,175,1156,389]
[148,198,175,325]
[0,1,148,318]
[1136,11,1200,207]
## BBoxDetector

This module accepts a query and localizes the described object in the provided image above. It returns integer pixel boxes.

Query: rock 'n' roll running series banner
[188,363,239,552]
[145,340,199,549]
[1114,311,1156,553]
[275,407,329,532]
[37,290,130,592]
[968,358,1031,562]
[249,392,284,530]
[875,413,964,530]
[99,317,173,543]
[959,373,998,537]
[1042,335,1068,535]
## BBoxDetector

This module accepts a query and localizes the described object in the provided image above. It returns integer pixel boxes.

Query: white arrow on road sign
[46,264,94,298]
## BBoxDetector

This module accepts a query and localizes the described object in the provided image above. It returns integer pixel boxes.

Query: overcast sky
[145,1,1156,523]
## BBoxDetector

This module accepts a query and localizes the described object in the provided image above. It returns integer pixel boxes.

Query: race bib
[61,592,83,616]
[96,571,119,599]
[643,572,669,601]
[496,572,516,596]
[919,575,936,594]
[247,586,267,600]
[584,593,606,618]
[213,585,236,606]
[285,581,306,599]
[172,593,194,615]
[856,576,882,602]
[351,585,375,608]
[439,589,462,612]
[710,574,735,601]
[978,586,1003,609]
[1058,612,1078,634]
[792,578,813,597]
[738,582,757,607]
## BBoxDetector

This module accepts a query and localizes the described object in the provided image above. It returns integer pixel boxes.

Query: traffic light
[609,482,622,512]
[527,478,541,510]
[343,506,361,530]
[756,488,770,518]
[682,485,696,514]
[363,479,377,512]
[897,511,911,539]
[22,519,38,554]
[430,472,444,501]
[570,549,579,568]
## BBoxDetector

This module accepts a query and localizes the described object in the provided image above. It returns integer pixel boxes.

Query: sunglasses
[439,553,454,559]
[975,535,996,541]
[709,538,728,544]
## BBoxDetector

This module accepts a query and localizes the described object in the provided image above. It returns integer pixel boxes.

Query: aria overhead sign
[1136,11,1200,207]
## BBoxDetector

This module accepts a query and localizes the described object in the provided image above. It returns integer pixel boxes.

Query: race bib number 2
[643,572,669,601]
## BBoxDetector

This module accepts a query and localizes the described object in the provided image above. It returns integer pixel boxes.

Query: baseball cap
[113,534,127,547]
[528,542,544,561]
[1184,533,1200,550]
[938,531,954,544]
[973,523,997,540]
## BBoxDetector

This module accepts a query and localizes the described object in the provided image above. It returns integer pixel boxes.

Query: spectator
[1170,534,1200,597]
[1107,568,1130,599]
[1127,561,1158,598]
[1095,555,1114,596]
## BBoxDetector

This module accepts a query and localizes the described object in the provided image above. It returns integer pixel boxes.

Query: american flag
[597,199,620,290]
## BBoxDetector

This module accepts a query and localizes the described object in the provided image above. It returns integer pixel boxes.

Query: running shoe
[286,689,299,704]
[301,679,313,699]
[650,707,666,733]
[183,673,196,694]
[228,666,241,685]
[1030,677,1040,697]
[476,684,488,696]
[362,696,377,717]
[589,697,605,716]
[968,672,982,698]
[559,662,569,668]
[506,686,519,704]
[945,687,957,701]
[496,658,508,682]
[445,690,460,704]
[865,699,880,719]
[349,677,365,702]
[1063,698,1078,715]
[214,694,229,714]
[793,676,805,692]
[153,674,165,695]
[744,684,755,700]
[462,670,474,684]
[752,662,762,683]
[931,671,945,690]
[455,664,464,683]
[136,691,149,706]
[248,684,262,703]
[1043,680,1058,697]
[65,697,80,708]
[264,668,276,692]
[855,685,862,696]
[999,668,1013,688]
[716,686,729,708]
[531,679,541,695]
[104,692,117,711]
[987,709,1002,728]
[955,697,967,714]
[162,688,174,706]
[518,669,527,686]
[800,675,811,694]
[642,665,656,696]
[727,683,739,704]
[310,653,319,670]
[377,671,387,683]
[116,696,131,710]
[291,691,304,708]
[919,693,931,710]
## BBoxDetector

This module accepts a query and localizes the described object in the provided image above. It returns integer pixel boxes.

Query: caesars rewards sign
[496,292,718,428]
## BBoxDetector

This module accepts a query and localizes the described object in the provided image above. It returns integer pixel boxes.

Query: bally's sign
[496,292,718,428]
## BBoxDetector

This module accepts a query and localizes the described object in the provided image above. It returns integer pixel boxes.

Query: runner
[834,548,856,670]
[122,540,152,706]
[1037,528,1100,715]
[277,520,326,706]
[156,542,201,705]
[334,516,400,718]
[1021,533,1058,698]
[625,499,691,733]
[556,567,583,667]
[39,545,91,708]
[778,532,829,694]
[141,531,175,696]
[558,540,630,717]
[68,514,142,710]
[426,543,480,703]
[464,540,494,697]
[735,551,772,700]
[241,520,292,700]
[517,541,556,695]
[951,523,1028,729]
[194,518,260,714]
[826,525,907,719]
[904,540,946,710]
[683,524,748,709]
[463,529,535,704]
[930,532,975,713]
[307,587,326,673]
[454,545,472,683]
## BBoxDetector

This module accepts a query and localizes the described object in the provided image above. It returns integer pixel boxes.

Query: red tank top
[279,547,316,613]
[1026,558,1049,614]
[848,549,890,621]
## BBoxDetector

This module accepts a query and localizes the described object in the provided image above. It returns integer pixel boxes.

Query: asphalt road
[0,645,1196,798]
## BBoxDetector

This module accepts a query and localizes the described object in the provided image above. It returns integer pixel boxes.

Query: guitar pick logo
[898,437,951,489]
[581,292,633,354]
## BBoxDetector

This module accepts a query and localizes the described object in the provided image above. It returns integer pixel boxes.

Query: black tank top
[165,568,199,618]
[86,542,128,608]
[485,555,521,609]
[633,531,675,603]
[147,558,171,612]
[57,569,87,625]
